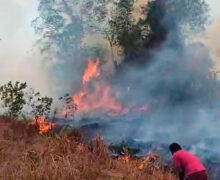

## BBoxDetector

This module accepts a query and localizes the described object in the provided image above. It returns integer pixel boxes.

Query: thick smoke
[92,0,220,154]
[34,0,219,160]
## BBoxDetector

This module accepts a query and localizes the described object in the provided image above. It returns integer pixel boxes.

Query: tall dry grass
[0,119,177,180]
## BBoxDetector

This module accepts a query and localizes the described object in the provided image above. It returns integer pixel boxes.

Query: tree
[32,0,84,62]
[33,0,139,69]
[27,89,53,120]
[79,0,146,68]
[108,0,139,56]
[80,0,117,67]
[113,0,210,66]
[0,81,27,118]
[143,0,210,49]
[32,0,86,94]
[32,0,210,70]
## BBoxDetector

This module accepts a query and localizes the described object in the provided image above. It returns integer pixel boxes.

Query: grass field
[0,119,177,180]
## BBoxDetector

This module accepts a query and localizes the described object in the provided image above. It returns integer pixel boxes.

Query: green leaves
[0,81,27,118]
[32,0,210,69]
[31,95,53,120]
[0,81,53,120]
[107,0,143,56]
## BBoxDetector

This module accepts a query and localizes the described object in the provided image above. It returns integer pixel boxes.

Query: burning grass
[0,119,177,180]
[31,117,57,135]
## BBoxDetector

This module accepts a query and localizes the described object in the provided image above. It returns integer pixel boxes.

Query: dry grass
[0,119,177,180]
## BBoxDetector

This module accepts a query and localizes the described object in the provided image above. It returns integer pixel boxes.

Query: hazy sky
[0,0,219,95]
[0,0,49,94]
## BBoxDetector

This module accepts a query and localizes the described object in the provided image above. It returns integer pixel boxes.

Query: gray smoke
[33,0,219,158]
[79,0,220,156]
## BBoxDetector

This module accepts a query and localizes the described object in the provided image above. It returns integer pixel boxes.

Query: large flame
[71,58,148,118]
[73,82,129,117]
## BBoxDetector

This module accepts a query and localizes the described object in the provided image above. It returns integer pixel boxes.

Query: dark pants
[187,170,208,180]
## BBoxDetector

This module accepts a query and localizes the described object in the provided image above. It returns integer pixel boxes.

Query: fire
[120,155,130,163]
[73,82,129,117]
[119,154,147,171]
[138,162,145,170]
[31,117,56,135]
[73,58,129,118]
[70,58,148,118]
[83,58,100,84]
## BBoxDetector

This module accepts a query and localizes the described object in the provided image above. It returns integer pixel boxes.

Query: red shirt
[172,150,205,176]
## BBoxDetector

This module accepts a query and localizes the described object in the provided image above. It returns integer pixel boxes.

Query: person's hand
[177,169,185,180]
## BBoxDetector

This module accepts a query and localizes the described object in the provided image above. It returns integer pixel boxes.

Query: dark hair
[169,143,182,154]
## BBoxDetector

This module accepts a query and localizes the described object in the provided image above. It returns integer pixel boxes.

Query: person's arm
[176,168,185,180]
[173,156,185,180]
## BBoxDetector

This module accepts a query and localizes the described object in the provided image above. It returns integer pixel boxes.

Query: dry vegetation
[0,119,177,180]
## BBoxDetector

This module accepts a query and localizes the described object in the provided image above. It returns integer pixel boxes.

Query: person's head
[169,143,182,154]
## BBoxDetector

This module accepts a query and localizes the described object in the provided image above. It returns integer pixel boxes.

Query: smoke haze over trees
[32,1,218,111]
[31,0,220,155]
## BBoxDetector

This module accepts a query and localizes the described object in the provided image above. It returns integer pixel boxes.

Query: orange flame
[31,117,56,135]
[83,58,100,84]
[73,58,129,117]
[138,162,145,170]
[73,82,129,117]
[119,155,146,170]
[70,58,148,118]
[121,155,130,163]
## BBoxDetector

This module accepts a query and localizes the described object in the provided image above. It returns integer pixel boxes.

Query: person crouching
[169,143,208,180]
